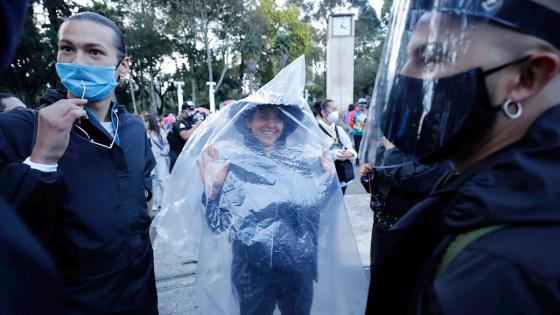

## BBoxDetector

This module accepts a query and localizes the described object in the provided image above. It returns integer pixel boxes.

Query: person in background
[183,100,208,124]
[0,12,157,314]
[349,98,368,165]
[317,99,357,194]
[167,101,201,172]
[161,112,176,131]
[343,103,355,140]
[145,113,169,218]
[0,92,26,112]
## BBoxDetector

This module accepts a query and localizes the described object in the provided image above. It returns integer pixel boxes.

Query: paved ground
[154,168,372,314]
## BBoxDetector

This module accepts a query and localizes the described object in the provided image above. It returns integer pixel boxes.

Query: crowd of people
[1,1,560,315]
[139,103,206,217]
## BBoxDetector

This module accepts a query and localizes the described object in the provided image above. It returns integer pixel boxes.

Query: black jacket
[0,89,158,315]
[366,105,560,315]
[0,195,64,315]
[167,118,192,154]
[363,147,450,218]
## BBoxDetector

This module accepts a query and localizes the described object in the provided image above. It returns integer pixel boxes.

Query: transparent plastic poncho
[153,56,368,314]
[360,0,521,168]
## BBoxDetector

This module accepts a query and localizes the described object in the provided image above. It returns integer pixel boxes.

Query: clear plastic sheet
[153,56,368,314]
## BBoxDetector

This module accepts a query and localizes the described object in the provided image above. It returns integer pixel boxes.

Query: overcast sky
[369,0,384,16]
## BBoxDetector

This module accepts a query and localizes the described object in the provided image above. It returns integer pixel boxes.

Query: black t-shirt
[167,118,192,153]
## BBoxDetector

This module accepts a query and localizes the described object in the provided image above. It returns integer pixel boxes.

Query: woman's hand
[336,149,354,161]
[197,145,229,201]
[359,163,373,177]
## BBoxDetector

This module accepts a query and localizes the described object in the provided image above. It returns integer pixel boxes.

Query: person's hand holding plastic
[197,145,230,201]
[359,163,373,177]
[30,99,88,165]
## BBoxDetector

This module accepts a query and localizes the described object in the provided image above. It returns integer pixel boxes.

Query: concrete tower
[326,13,355,110]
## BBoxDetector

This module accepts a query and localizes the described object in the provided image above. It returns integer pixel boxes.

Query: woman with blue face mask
[0,12,158,315]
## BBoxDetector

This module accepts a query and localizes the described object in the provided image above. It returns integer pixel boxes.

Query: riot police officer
[364,1,560,314]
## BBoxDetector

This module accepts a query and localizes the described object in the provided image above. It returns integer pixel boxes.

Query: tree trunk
[150,79,157,114]
[129,79,137,114]
[139,68,146,111]
[279,51,288,69]
[191,78,196,104]
[198,0,213,83]
[247,56,257,73]
[239,58,245,92]
[214,36,230,93]
[205,30,213,83]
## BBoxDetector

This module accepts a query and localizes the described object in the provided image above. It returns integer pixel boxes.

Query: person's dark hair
[348,104,355,112]
[63,12,127,65]
[0,92,17,112]
[312,100,322,117]
[182,102,195,111]
[319,99,334,118]
[146,113,163,143]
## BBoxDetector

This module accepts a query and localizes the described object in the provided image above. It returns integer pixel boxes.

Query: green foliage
[240,33,263,57]
[0,0,70,106]
[0,0,390,112]
[352,0,386,100]
[247,0,313,85]
[382,0,394,22]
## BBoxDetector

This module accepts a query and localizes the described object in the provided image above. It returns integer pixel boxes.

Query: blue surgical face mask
[55,63,118,101]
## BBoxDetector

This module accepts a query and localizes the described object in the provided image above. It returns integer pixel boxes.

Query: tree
[245,0,313,87]
[352,0,382,99]
[0,0,76,106]
[0,0,354,111]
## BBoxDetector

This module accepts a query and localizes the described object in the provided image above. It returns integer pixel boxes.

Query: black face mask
[380,56,530,161]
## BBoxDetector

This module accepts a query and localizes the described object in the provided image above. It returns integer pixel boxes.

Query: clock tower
[326,13,355,111]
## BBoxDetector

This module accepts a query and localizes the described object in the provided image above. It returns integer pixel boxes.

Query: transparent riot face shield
[360,0,542,169]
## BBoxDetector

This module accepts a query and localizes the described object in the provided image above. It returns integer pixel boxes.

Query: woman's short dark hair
[319,99,334,117]
[63,12,127,65]
[312,100,321,117]
[347,104,355,112]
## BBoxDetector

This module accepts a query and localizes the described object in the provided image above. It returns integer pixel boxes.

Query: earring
[502,99,523,119]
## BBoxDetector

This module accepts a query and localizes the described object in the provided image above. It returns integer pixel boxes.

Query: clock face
[332,16,352,37]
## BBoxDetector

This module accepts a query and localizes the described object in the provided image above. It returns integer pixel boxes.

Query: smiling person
[365,1,560,314]
[0,12,157,315]
[153,57,368,314]
[195,103,336,315]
